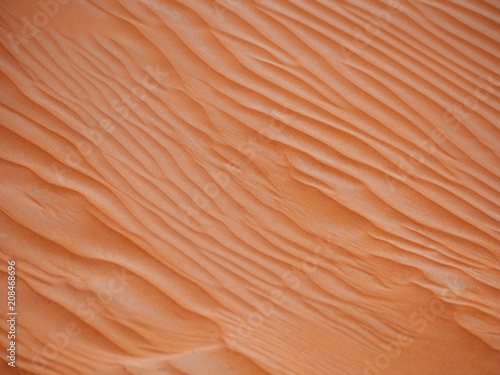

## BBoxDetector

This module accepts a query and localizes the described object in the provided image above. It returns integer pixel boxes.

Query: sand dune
[0,0,499,374]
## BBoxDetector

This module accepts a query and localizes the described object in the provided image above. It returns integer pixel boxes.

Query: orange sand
[0,0,499,374]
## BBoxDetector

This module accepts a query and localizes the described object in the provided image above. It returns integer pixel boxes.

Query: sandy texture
[0,0,499,374]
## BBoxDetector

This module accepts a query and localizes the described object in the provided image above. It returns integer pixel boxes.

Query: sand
[0,0,499,374]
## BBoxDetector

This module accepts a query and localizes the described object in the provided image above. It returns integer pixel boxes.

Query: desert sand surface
[0,0,499,374]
